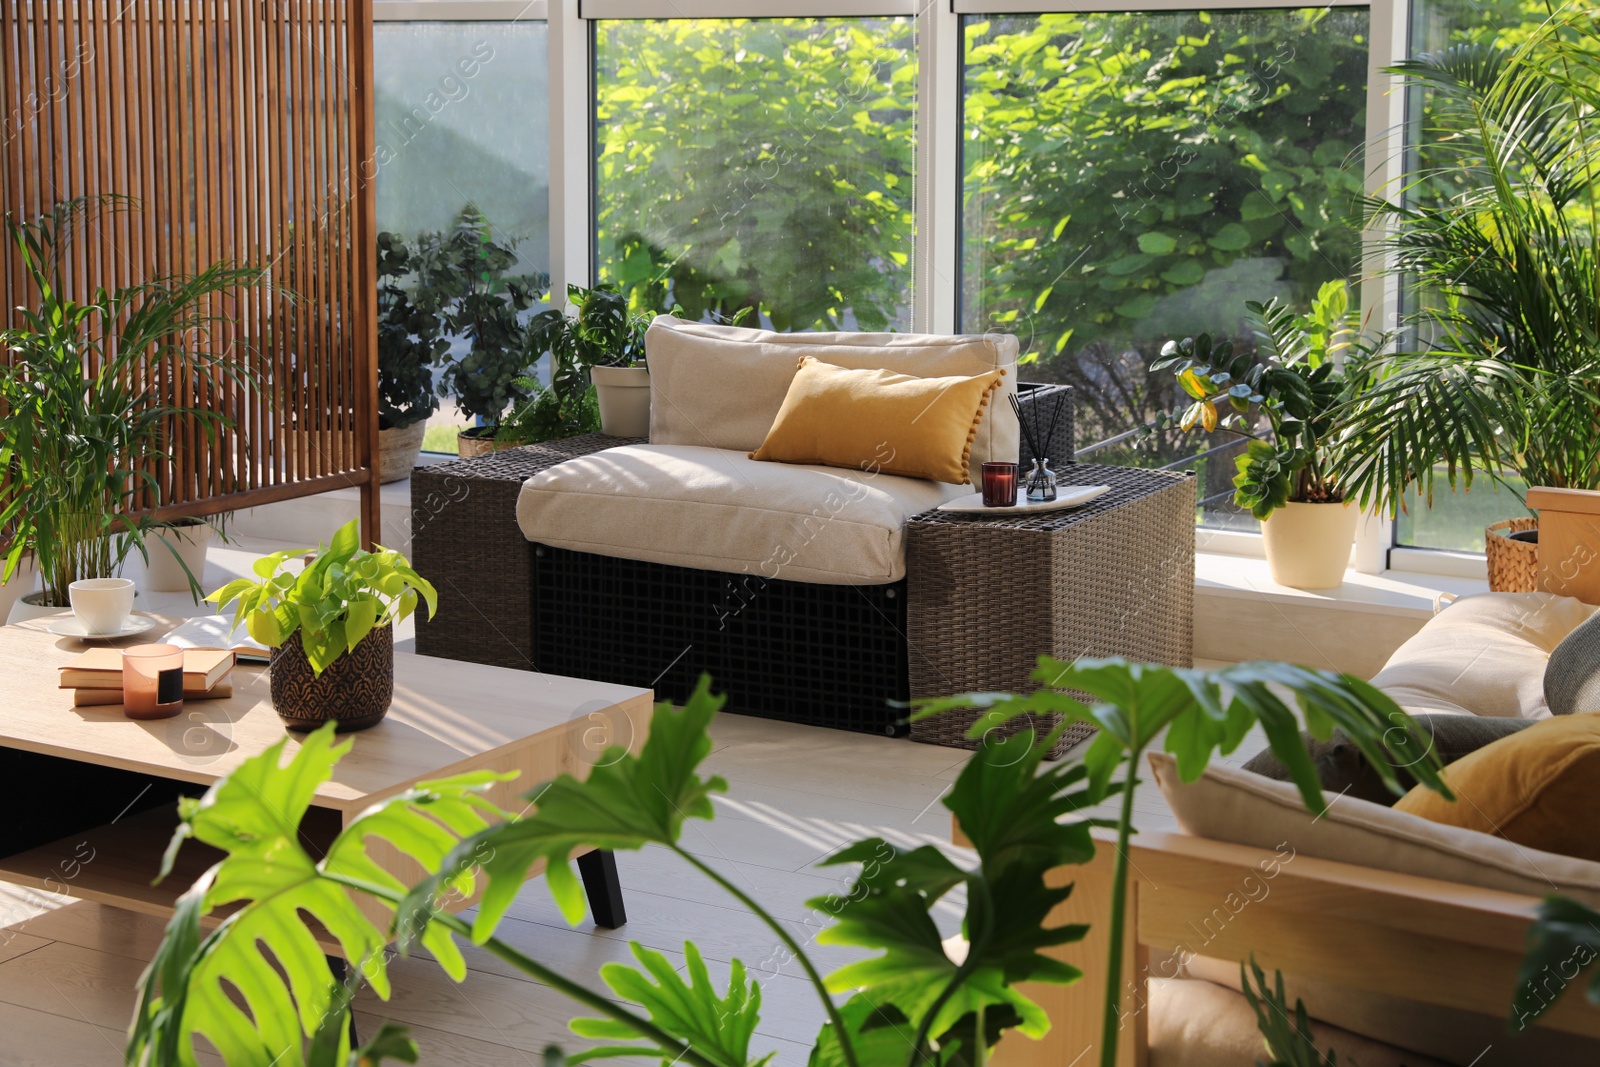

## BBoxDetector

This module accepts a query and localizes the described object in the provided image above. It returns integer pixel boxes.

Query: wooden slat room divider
[0,0,380,537]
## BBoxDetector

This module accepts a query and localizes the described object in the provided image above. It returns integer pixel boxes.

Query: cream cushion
[1147,977,1449,1067]
[1369,592,1596,719]
[515,444,963,585]
[643,316,1020,483]
[1151,752,1600,1065]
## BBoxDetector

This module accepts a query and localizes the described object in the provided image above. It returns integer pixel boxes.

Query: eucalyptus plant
[1334,23,1600,514]
[376,231,446,432]
[1148,281,1384,520]
[127,657,1444,1067]
[0,197,262,605]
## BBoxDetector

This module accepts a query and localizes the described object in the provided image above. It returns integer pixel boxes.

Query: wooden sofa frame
[963,827,1600,1066]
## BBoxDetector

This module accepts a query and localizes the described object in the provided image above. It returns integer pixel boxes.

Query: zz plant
[208,519,436,675]
[127,657,1443,1067]
[1148,280,1384,520]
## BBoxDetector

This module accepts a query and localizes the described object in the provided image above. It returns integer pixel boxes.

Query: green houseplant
[525,284,654,440]
[410,205,544,457]
[375,231,447,481]
[1333,25,1600,571]
[208,519,437,731]
[1150,281,1384,589]
[126,657,1442,1067]
[0,197,262,609]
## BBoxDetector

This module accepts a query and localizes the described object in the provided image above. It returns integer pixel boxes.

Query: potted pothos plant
[209,519,437,732]
[0,197,263,613]
[539,284,655,438]
[1152,280,1384,589]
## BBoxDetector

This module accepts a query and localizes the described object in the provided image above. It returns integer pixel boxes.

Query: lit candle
[982,461,1018,508]
[122,644,185,720]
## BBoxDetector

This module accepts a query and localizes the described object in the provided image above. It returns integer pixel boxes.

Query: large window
[961,9,1371,530]
[593,17,916,331]
[374,17,551,453]
[1391,0,1547,553]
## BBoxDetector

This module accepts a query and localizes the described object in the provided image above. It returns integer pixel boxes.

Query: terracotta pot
[145,524,213,593]
[378,421,428,484]
[269,625,394,732]
[591,364,651,438]
[0,554,38,625]
[1261,501,1359,590]
[457,428,515,459]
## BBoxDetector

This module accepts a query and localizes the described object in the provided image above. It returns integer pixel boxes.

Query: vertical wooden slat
[1,0,378,529]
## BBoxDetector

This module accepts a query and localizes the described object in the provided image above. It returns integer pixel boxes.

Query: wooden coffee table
[0,613,654,945]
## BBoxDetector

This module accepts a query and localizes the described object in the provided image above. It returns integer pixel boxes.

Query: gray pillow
[1545,607,1600,716]
[1240,713,1532,806]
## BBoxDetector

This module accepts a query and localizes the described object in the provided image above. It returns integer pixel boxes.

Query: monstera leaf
[127,726,513,1067]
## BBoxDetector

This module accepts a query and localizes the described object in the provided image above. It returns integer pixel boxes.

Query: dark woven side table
[904,464,1196,756]
[411,434,642,671]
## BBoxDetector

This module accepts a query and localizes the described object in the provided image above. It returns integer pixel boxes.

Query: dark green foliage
[1513,895,1600,1033]
[376,232,446,431]
[1241,958,1340,1067]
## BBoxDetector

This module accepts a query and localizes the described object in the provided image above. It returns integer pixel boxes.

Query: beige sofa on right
[996,592,1600,1067]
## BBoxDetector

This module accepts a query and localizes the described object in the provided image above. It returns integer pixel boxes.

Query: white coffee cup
[68,577,136,636]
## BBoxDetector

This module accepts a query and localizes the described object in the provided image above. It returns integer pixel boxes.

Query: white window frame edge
[374,1,549,21]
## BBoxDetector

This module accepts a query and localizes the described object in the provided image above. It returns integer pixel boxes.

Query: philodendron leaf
[569,943,773,1067]
[1513,895,1600,1031]
[399,676,730,942]
[129,725,515,1067]
[811,729,1095,1049]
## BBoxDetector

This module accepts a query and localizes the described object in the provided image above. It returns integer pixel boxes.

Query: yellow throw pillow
[1393,713,1600,862]
[750,357,1006,484]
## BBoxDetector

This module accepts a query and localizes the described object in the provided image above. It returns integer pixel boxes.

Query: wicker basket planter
[1486,517,1540,593]
[270,625,394,732]
[377,421,427,484]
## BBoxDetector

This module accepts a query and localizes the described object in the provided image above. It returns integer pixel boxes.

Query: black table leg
[326,955,359,1047]
[576,849,627,929]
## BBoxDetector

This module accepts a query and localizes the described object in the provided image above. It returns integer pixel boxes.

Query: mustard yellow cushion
[1393,713,1600,862]
[749,357,1005,484]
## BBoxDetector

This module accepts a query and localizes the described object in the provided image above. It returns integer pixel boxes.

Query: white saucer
[47,614,159,640]
[937,485,1111,515]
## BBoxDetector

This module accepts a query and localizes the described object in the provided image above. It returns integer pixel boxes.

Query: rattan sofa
[412,378,1075,736]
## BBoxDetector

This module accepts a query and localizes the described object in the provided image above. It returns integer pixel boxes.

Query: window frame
[382,0,1429,571]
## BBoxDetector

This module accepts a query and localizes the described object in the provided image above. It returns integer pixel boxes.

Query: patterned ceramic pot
[270,625,394,732]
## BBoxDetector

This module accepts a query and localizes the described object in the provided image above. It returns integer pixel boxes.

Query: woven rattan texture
[533,547,911,735]
[905,464,1196,756]
[1016,382,1075,472]
[411,435,643,669]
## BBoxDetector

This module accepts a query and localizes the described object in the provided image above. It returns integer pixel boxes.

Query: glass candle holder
[981,461,1018,507]
[123,644,185,720]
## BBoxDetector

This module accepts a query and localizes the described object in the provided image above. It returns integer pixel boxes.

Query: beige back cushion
[644,316,1020,482]
[1370,592,1595,719]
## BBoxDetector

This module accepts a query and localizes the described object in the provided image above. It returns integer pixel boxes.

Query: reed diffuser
[1010,391,1067,502]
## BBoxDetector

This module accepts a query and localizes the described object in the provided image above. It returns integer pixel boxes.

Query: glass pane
[962,10,1370,531]
[594,18,916,331]
[1393,0,1553,550]
[374,21,551,454]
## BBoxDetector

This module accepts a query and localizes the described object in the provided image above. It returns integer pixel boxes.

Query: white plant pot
[591,364,652,438]
[145,524,214,592]
[0,554,38,625]
[1261,501,1360,590]
[12,590,67,623]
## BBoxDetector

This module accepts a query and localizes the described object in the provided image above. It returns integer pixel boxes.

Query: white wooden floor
[0,536,1217,1066]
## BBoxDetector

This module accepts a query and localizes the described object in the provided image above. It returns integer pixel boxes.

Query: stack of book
[59,647,237,707]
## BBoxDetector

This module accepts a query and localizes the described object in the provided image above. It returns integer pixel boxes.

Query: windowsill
[1196,552,1488,620]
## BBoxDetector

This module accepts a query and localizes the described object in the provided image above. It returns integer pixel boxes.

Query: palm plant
[0,198,262,604]
[1334,19,1600,514]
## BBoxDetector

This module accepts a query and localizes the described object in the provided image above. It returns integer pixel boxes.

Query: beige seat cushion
[1148,977,1449,1067]
[644,316,1020,483]
[1151,752,1600,1065]
[515,444,963,585]
[1369,592,1596,719]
